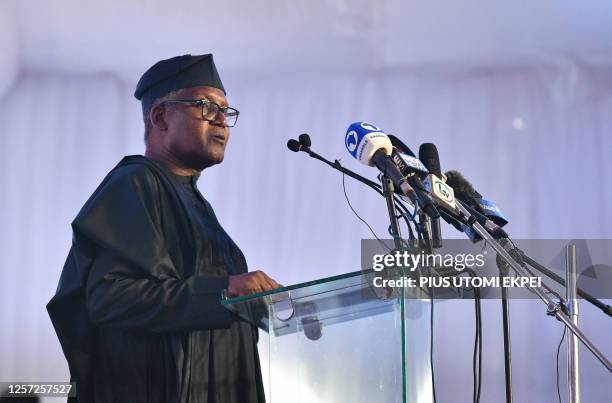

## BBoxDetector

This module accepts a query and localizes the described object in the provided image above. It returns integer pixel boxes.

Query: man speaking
[47,54,279,403]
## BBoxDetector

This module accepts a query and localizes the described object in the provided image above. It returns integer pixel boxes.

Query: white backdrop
[1,0,612,401]
[0,62,610,402]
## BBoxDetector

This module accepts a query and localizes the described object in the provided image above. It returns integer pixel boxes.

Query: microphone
[445,170,509,227]
[422,175,508,240]
[299,133,311,148]
[419,143,443,248]
[287,134,312,152]
[414,159,507,240]
[391,148,429,180]
[345,122,440,219]
[287,139,305,152]
[441,170,508,239]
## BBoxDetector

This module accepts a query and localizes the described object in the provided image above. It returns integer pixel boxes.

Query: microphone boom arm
[290,142,421,244]
[455,202,612,373]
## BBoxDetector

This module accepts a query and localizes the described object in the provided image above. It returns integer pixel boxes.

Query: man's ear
[150,103,168,131]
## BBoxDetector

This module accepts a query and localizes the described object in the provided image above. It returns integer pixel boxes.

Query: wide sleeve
[74,163,233,332]
[85,250,232,332]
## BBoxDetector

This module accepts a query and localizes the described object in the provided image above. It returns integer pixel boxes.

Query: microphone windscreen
[287,139,301,152]
[445,170,482,211]
[418,143,442,177]
[298,133,311,147]
[345,122,392,166]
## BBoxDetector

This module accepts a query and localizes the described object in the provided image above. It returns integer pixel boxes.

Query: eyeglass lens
[203,102,239,127]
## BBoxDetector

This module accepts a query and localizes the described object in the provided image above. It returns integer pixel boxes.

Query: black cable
[332,158,416,227]
[293,146,429,247]
[330,158,424,245]
[337,162,422,252]
[506,239,564,301]
[557,327,567,403]
[472,292,479,402]
[299,152,427,248]
[341,172,390,251]
[476,287,482,403]
[396,209,417,241]
[464,269,482,403]
[429,272,437,403]
[341,170,420,253]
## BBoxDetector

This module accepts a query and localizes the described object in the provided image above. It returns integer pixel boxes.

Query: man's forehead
[176,86,228,106]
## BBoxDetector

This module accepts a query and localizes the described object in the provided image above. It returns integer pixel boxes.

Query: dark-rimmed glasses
[160,99,240,127]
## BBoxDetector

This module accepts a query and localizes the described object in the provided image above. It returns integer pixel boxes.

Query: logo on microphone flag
[360,122,380,131]
[346,131,358,152]
[345,122,393,166]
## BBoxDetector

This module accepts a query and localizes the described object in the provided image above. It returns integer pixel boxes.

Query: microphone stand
[497,239,611,403]
[380,176,404,250]
[455,202,612,374]
[292,145,424,245]
[496,258,514,403]
[290,140,435,402]
[504,242,612,402]
[417,212,434,254]
[303,148,383,192]
[514,250,612,318]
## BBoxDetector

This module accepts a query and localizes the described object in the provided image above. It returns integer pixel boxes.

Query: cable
[340,167,422,253]
[396,207,417,242]
[342,171,390,251]
[556,326,567,403]
[428,266,437,403]
[506,239,565,301]
[296,151,426,250]
[321,157,426,250]
[472,290,479,402]
[464,269,482,403]
[476,286,482,403]
[333,158,416,227]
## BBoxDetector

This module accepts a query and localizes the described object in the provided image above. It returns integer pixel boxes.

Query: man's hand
[227,270,281,297]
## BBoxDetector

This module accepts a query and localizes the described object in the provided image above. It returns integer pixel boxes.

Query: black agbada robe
[47,155,265,403]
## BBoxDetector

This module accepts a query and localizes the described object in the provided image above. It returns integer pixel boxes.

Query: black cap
[134,54,226,113]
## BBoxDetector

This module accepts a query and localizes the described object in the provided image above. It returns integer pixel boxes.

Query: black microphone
[445,170,483,212]
[298,133,312,147]
[383,151,440,220]
[390,148,429,180]
[417,162,508,240]
[445,170,509,239]
[445,170,509,227]
[419,143,442,177]
[419,143,443,248]
[287,139,310,153]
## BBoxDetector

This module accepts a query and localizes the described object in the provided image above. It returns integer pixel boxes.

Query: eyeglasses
[160,99,240,127]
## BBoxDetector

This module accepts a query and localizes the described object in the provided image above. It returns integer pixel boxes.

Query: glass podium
[222,269,434,403]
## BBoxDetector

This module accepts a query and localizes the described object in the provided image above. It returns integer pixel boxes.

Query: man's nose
[211,112,227,127]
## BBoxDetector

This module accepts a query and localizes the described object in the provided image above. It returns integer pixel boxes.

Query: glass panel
[222,269,377,334]
[404,299,434,403]
[267,295,404,403]
[223,269,436,402]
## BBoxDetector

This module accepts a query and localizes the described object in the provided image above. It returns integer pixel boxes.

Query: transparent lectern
[222,270,434,403]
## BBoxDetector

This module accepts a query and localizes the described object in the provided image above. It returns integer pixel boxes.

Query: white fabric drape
[0,63,610,401]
